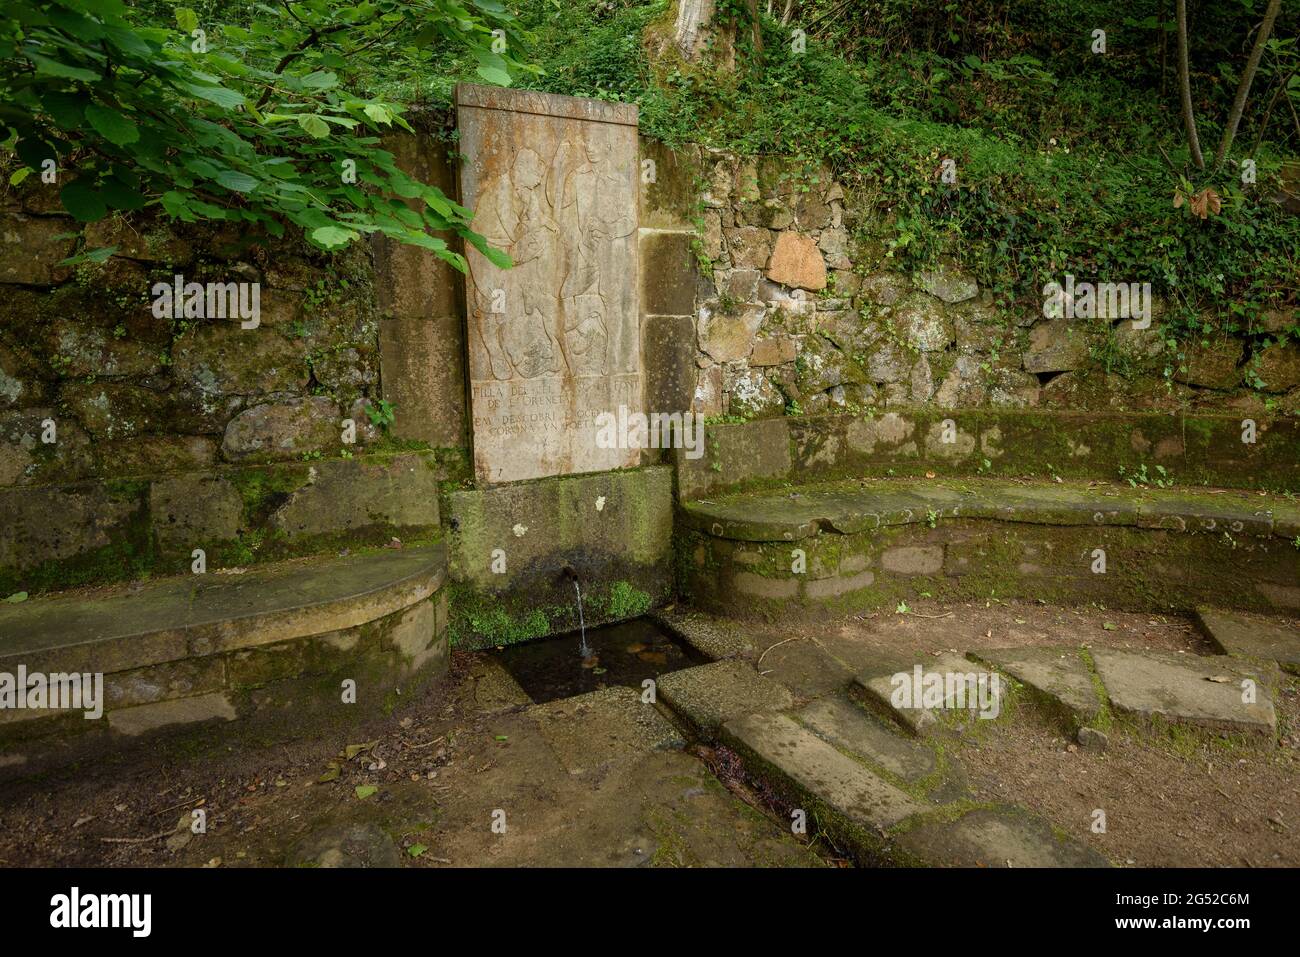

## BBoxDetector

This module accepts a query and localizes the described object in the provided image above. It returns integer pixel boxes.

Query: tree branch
[1213,0,1283,171]
[1176,0,1204,169]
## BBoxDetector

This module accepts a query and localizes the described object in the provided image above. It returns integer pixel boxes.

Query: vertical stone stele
[456,84,644,484]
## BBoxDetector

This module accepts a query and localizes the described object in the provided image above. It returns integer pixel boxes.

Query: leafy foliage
[511,0,1297,332]
[1,0,533,268]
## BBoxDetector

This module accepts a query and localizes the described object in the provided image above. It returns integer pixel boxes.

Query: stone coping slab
[650,607,756,660]
[1196,607,1300,674]
[680,477,1291,543]
[0,544,446,676]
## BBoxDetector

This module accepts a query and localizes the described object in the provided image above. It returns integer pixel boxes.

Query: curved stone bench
[678,479,1300,617]
[0,544,448,779]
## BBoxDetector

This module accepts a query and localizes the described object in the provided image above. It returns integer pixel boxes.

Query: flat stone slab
[752,636,854,699]
[723,711,928,832]
[651,607,755,660]
[529,687,683,774]
[1092,649,1276,735]
[894,807,1108,868]
[656,660,794,736]
[1196,607,1300,674]
[463,657,533,712]
[795,696,937,784]
[975,646,1101,722]
[853,653,1003,736]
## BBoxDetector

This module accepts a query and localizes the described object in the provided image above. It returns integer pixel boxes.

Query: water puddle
[492,618,705,704]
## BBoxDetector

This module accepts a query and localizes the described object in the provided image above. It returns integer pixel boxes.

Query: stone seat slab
[0,544,446,676]
[681,478,1285,543]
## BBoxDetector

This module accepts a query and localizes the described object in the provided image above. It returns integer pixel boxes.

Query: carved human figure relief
[457,83,643,484]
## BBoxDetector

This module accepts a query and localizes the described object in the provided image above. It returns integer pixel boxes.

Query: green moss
[228,464,313,524]
[446,585,552,648]
[602,580,652,619]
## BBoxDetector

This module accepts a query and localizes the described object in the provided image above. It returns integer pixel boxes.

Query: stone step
[721,708,1103,866]
[971,646,1102,725]
[793,695,940,786]
[655,659,794,738]
[722,711,929,839]
[1090,648,1276,737]
[0,544,448,777]
[1195,607,1300,675]
[892,806,1109,868]
[851,653,1002,737]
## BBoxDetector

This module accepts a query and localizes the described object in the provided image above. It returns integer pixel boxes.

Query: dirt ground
[0,598,1295,868]
[0,652,826,869]
[746,598,1300,868]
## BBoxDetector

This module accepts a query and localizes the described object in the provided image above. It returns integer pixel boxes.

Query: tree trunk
[1176,0,1205,169]
[674,0,720,63]
[1213,0,1283,170]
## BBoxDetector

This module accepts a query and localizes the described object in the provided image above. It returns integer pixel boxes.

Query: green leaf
[60,180,107,222]
[300,71,338,90]
[28,54,100,82]
[311,225,359,248]
[4,592,28,604]
[160,190,194,221]
[362,104,392,125]
[85,103,140,146]
[39,90,88,129]
[407,844,428,858]
[475,65,511,86]
[466,232,512,269]
[215,169,259,192]
[354,785,377,800]
[182,83,245,109]
[100,179,147,210]
[59,246,117,266]
[175,8,199,32]
[9,167,31,187]
[297,114,330,138]
[16,136,57,169]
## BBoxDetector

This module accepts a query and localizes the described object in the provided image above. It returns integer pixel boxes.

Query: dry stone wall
[0,132,474,495]
[669,147,1300,420]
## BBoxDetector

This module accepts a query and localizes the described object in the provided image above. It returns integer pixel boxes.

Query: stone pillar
[373,127,468,448]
